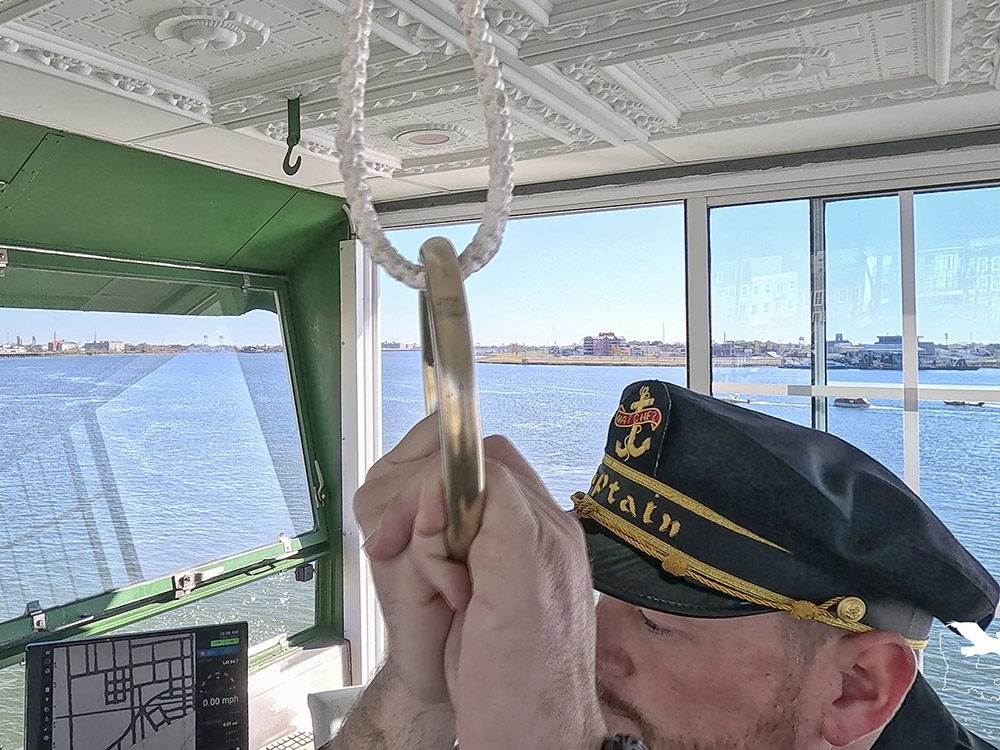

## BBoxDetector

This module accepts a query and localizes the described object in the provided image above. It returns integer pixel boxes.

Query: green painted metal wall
[0,114,347,274]
[0,114,353,652]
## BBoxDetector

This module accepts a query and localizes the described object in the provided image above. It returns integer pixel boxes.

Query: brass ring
[419,237,486,562]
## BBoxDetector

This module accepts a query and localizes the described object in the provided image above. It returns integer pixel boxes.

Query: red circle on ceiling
[408,133,451,145]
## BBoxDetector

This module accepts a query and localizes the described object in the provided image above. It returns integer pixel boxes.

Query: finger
[483,434,541,485]
[363,486,418,562]
[368,413,441,480]
[412,548,472,611]
[412,472,472,610]
[483,452,567,526]
[355,429,442,533]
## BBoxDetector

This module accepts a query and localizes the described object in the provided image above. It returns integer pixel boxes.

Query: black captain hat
[573,381,999,646]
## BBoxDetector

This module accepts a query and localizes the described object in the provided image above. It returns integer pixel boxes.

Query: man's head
[594,599,916,749]
[575,381,999,749]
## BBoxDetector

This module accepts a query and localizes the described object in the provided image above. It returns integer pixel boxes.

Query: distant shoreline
[476,353,688,367]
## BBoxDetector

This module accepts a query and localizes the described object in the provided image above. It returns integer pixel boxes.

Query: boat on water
[833,398,871,409]
[719,394,753,404]
[943,400,986,407]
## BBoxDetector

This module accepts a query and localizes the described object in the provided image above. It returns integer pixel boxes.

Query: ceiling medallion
[392,125,470,148]
[717,47,835,85]
[151,8,270,55]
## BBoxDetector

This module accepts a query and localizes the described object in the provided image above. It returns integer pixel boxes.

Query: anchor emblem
[614,385,662,460]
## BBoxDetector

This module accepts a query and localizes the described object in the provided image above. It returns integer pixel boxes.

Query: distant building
[58,341,80,352]
[83,340,125,353]
[584,331,626,356]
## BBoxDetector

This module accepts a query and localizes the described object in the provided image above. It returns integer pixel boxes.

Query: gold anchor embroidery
[614,385,660,460]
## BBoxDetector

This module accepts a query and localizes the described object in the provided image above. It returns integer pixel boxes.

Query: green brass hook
[283,97,302,176]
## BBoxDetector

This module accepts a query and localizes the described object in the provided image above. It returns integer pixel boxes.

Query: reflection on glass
[824,197,902,382]
[0,307,312,623]
[117,570,316,649]
[0,664,24,749]
[915,187,1000,385]
[918,400,1000,742]
[709,200,811,381]
[826,397,903,479]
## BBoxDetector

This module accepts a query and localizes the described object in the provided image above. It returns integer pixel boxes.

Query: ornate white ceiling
[1,0,999,199]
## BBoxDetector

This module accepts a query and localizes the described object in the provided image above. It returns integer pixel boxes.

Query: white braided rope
[336,0,515,289]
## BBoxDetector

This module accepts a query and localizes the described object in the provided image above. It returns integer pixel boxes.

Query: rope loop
[336,0,515,289]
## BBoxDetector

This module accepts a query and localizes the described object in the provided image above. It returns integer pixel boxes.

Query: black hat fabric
[573,381,999,646]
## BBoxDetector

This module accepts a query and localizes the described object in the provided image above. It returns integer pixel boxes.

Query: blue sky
[3,188,999,347]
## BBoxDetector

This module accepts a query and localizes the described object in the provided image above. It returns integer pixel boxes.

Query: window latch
[313,459,327,507]
[172,566,224,599]
[25,600,46,632]
[0,248,7,278]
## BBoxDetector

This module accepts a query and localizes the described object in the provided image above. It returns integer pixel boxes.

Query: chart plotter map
[25,623,248,750]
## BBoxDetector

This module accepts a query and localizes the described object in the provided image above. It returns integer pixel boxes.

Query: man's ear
[820,630,917,747]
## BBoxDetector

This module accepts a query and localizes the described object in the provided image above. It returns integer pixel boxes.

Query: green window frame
[0,244,347,669]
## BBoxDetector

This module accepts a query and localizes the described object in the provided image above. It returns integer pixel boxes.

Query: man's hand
[356,415,470,707]
[358,422,606,749]
[449,436,608,749]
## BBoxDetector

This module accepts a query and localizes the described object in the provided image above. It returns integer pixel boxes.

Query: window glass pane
[0,300,312,624]
[0,665,24,750]
[116,571,315,648]
[709,200,811,382]
[918,401,1000,741]
[826,396,903,478]
[382,205,687,507]
[915,187,1000,385]
[824,197,902,382]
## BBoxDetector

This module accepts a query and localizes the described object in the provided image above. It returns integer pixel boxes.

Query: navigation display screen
[24,622,249,750]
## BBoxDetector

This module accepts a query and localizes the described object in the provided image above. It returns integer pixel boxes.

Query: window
[381,204,687,506]
[0,258,323,748]
[709,200,811,382]
[0,304,312,623]
[825,196,902,383]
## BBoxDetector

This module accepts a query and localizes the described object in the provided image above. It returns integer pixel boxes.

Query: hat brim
[581,515,774,618]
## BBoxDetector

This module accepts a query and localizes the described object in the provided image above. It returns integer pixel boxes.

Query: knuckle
[483,434,518,460]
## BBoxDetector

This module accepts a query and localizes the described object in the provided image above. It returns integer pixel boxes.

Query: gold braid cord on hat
[573,492,928,650]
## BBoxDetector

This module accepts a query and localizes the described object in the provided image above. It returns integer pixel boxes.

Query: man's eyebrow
[638,607,695,634]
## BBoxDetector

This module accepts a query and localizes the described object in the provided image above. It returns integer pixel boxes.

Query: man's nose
[595,596,636,679]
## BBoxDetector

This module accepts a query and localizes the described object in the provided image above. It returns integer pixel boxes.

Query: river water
[0,351,997,746]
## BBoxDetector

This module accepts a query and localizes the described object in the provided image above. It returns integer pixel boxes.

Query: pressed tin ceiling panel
[0,0,998,200]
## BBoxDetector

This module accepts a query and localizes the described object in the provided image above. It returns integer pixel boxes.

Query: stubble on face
[596,647,808,750]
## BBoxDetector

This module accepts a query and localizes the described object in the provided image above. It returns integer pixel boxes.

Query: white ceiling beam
[312,0,423,54]
[676,76,945,128]
[508,103,574,144]
[0,23,210,120]
[500,0,552,28]
[523,0,922,67]
[212,59,342,104]
[0,0,57,25]
[601,64,682,126]
[502,64,629,144]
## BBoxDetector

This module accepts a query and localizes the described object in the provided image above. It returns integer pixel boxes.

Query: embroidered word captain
[323,381,999,750]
